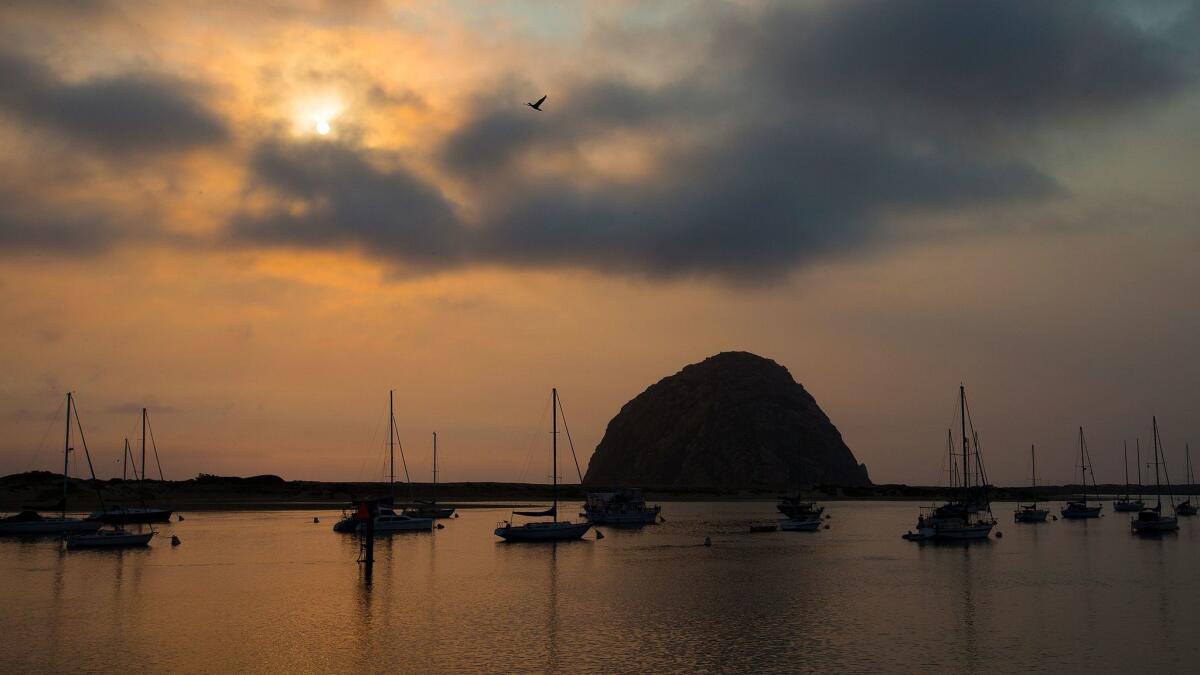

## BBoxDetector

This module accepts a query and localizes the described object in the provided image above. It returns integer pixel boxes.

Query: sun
[315,119,331,135]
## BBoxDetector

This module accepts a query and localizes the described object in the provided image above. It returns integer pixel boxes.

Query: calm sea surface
[2,500,1198,674]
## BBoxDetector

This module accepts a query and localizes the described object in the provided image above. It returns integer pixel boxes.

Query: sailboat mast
[552,387,558,524]
[389,390,395,501]
[1123,441,1130,499]
[1153,417,1162,511]
[1136,438,1143,500]
[432,432,438,505]
[960,385,968,504]
[63,392,71,520]
[1079,427,1087,505]
[141,407,147,494]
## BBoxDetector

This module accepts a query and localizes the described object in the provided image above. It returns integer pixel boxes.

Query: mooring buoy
[170,535,181,546]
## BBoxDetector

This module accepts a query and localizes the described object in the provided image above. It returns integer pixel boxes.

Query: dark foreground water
[1,500,1198,674]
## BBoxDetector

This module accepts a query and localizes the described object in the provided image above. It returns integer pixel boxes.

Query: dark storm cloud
[229,140,461,265]
[0,47,228,155]
[747,0,1194,134]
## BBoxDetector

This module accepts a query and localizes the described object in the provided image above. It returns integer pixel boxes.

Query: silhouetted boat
[1132,417,1178,534]
[0,393,102,536]
[406,432,455,520]
[1113,440,1144,512]
[495,389,591,542]
[67,526,154,548]
[1061,427,1102,519]
[88,408,173,524]
[776,495,825,521]
[905,385,995,541]
[1014,445,1048,523]
[1174,443,1196,516]
[780,518,822,532]
[583,488,661,525]
[333,391,432,533]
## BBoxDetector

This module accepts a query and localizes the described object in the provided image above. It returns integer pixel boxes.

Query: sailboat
[1131,417,1178,533]
[903,385,996,541]
[494,388,592,542]
[64,394,155,548]
[1113,440,1144,512]
[88,407,173,524]
[1174,443,1197,516]
[1014,445,1048,523]
[1061,427,1102,519]
[0,393,103,536]
[406,432,456,519]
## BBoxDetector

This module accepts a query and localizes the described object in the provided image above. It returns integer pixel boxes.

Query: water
[2,501,1198,673]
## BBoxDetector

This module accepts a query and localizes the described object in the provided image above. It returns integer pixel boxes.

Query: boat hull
[1174,502,1198,516]
[1132,516,1178,533]
[362,515,434,533]
[933,523,995,540]
[583,509,659,525]
[1061,503,1102,519]
[88,508,173,524]
[1113,501,1144,512]
[1014,508,1048,523]
[494,521,591,542]
[407,506,456,519]
[780,518,822,532]
[0,518,103,535]
[67,530,155,548]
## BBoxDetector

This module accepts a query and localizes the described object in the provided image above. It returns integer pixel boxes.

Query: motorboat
[583,488,661,525]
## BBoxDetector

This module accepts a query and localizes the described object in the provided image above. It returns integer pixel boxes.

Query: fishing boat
[406,432,456,519]
[88,408,173,524]
[495,388,592,543]
[1174,443,1196,516]
[583,488,661,525]
[1113,440,1145,512]
[1132,417,1178,534]
[1061,427,1103,519]
[1014,445,1048,523]
[0,393,102,536]
[904,385,996,541]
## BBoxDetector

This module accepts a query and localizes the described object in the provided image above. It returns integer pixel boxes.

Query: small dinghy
[902,527,936,541]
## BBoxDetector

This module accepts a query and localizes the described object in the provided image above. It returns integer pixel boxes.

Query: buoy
[703,536,712,547]
[995,531,1003,538]
[313,517,320,524]
[170,535,181,546]
[436,523,445,530]
[824,524,830,530]
[595,530,605,540]
[177,515,184,522]
[659,516,666,523]
[453,513,460,518]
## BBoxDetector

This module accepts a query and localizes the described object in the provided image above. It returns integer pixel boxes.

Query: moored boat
[495,389,592,543]
[1014,445,1048,523]
[905,385,996,541]
[406,432,455,520]
[583,488,661,525]
[1113,440,1145,512]
[0,393,104,537]
[67,526,155,548]
[87,408,174,524]
[1061,427,1102,519]
[1174,443,1197,516]
[1132,417,1179,535]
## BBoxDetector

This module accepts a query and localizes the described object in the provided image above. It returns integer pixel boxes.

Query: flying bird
[526,94,546,111]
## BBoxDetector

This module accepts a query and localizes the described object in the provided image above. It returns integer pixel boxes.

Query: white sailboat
[1131,416,1178,534]
[369,391,433,533]
[495,388,592,542]
[1061,427,1102,519]
[0,393,103,536]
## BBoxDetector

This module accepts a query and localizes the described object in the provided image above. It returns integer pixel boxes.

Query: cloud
[0,189,126,255]
[745,0,1194,136]
[0,47,228,155]
[228,140,462,267]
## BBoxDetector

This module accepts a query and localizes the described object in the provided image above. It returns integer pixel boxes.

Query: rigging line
[70,395,107,511]
[516,396,550,485]
[393,417,415,501]
[22,396,66,474]
[146,412,165,481]
[554,392,585,484]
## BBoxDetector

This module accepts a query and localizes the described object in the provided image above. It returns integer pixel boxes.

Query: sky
[1,0,1198,486]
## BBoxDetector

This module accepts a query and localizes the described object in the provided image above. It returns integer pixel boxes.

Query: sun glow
[315,119,331,135]
[293,93,344,137]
